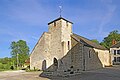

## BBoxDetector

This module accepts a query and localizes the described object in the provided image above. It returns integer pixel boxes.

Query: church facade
[30,17,111,71]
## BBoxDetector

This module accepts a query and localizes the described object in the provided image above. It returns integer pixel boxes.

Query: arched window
[53,58,58,71]
[54,58,58,66]
[42,60,46,71]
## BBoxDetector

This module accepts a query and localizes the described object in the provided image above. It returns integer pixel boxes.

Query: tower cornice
[48,17,73,25]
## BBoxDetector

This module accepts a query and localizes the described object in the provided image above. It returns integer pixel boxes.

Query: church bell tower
[48,17,73,59]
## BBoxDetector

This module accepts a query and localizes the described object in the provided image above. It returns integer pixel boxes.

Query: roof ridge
[48,17,73,25]
[72,33,107,50]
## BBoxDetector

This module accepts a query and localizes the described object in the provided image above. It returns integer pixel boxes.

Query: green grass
[0,67,18,72]
[26,69,41,72]
[0,69,5,71]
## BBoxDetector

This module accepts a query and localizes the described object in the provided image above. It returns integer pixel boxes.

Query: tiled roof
[48,17,73,25]
[72,33,107,50]
[110,42,120,48]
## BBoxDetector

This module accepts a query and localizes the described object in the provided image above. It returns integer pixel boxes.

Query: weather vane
[59,6,62,17]
[58,0,62,17]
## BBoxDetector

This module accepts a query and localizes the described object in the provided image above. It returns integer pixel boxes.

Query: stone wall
[30,18,73,70]
[48,20,63,59]
[71,37,103,71]
[84,46,103,70]
[61,20,72,56]
[47,43,84,72]
[57,37,106,71]
[30,32,51,70]
[30,17,110,72]
[48,19,72,59]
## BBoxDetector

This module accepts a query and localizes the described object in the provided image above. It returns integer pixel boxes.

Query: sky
[0,0,120,58]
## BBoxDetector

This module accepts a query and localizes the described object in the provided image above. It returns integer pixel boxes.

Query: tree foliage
[100,30,120,49]
[0,57,12,70]
[10,40,29,67]
[91,39,99,44]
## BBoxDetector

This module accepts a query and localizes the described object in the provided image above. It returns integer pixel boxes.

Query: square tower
[48,17,73,59]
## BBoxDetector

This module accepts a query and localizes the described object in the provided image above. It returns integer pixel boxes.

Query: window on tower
[54,21,56,27]
[68,41,70,50]
[66,21,68,27]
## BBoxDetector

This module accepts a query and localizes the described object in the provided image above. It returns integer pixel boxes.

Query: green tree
[100,30,120,49]
[0,57,12,70]
[10,40,29,68]
[91,39,99,44]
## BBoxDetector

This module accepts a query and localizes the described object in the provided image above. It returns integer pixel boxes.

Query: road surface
[0,65,120,80]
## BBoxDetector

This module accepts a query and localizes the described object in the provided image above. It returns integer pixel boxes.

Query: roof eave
[48,17,73,25]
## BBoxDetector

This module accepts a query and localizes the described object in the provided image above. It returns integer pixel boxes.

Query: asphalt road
[0,65,120,80]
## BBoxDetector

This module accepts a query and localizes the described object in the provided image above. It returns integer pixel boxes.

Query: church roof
[48,17,73,25]
[110,42,120,48]
[72,33,107,50]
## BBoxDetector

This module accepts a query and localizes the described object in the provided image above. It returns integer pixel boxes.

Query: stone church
[30,17,111,72]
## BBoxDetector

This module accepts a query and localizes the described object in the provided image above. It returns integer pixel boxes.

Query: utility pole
[17,52,19,70]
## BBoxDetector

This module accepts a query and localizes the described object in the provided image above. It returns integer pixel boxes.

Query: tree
[10,40,29,68]
[91,39,99,44]
[100,30,120,49]
[0,57,10,64]
[0,57,12,70]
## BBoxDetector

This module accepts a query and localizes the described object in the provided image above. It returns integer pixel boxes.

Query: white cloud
[98,0,116,34]
[4,0,55,26]
[31,36,39,40]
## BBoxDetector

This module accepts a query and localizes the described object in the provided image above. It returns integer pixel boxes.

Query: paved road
[0,71,49,80]
[0,65,120,80]
[41,65,120,80]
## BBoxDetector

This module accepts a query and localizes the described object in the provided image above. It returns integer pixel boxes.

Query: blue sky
[0,0,120,58]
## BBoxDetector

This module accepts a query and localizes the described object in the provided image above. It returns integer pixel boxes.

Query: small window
[114,50,116,55]
[117,50,120,55]
[89,50,91,58]
[66,21,68,27]
[68,41,70,50]
[54,21,56,27]
[54,58,58,66]
[114,57,116,62]
[117,57,120,62]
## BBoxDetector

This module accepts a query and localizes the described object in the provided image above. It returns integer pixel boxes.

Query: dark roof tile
[72,33,107,50]
[48,17,73,25]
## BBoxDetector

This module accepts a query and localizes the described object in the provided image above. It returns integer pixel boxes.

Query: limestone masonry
[30,17,111,72]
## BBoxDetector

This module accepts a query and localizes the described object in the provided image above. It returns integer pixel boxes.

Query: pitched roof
[110,42,120,48]
[71,33,107,50]
[48,17,73,25]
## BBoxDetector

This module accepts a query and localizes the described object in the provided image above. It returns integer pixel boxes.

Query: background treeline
[0,57,12,71]
[0,40,29,71]
[91,30,120,49]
